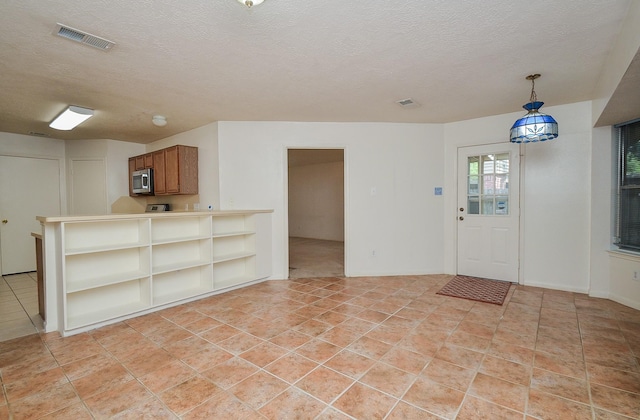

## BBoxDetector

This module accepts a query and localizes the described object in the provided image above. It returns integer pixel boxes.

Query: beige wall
[288,160,344,241]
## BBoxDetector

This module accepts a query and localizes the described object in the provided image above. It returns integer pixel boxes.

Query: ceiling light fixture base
[237,0,264,8]
[152,115,167,127]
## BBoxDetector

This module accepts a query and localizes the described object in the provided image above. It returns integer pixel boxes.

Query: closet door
[0,156,61,274]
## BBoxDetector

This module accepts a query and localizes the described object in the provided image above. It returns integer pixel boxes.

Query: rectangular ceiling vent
[53,23,115,51]
[396,98,421,109]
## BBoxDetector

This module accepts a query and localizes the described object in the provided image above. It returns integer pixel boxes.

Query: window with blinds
[615,120,640,251]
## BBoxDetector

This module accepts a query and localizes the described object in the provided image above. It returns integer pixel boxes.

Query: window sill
[608,249,640,262]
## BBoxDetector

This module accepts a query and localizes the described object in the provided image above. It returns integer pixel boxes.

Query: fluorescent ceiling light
[49,105,94,130]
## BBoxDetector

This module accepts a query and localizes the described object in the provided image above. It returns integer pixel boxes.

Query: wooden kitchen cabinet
[152,150,166,194]
[155,145,198,195]
[144,153,153,168]
[129,146,197,196]
[134,153,153,170]
[128,158,136,196]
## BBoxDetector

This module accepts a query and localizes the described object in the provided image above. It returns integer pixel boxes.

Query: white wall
[0,132,65,158]
[589,126,614,298]
[590,125,640,310]
[217,122,445,280]
[146,123,220,210]
[289,160,344,241]
[609,252,640,310]
[0,132,67,214]
[444,101,594,293]
[592,1,640,123]
[106,140,146,208]
[65,139,145,214]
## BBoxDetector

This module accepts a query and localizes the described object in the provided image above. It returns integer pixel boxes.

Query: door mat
[437,275,512,305]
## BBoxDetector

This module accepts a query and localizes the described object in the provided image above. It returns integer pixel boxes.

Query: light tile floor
[1,274,640,419]
[0,272,43,342]
[289,237,344,279]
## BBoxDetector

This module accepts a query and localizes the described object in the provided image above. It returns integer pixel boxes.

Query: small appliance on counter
[145,204,170,212]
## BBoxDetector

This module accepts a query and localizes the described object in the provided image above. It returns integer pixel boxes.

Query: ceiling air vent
[53,23,115,51]
[396,98,421,109]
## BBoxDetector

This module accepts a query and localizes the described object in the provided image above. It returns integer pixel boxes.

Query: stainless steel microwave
[132,168,153,194]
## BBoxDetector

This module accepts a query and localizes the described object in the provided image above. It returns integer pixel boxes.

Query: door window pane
[495,196,508,214]
[495,154,509,173]
[468,157,479,176]
[468,197,479,214]
[481,155,495,174]
[467,153,510,216]
[496,174,509,194]
[481,197,494,215]
[482,175,495,194]
[468,176,479,195]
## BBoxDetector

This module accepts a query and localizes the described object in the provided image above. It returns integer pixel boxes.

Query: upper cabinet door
[153,150,166,195]
[134,155,145,170]
[144,153,154,168]
[165,146,180,194]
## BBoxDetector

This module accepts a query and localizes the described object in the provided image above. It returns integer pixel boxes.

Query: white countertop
[37,209,273,223]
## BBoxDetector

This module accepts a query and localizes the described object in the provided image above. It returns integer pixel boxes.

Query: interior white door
[457,144,520,282]
[69,158,107,215]
[0,156,61,274]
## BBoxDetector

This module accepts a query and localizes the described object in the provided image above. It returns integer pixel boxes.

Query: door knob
[459,207,464,212]
[459,216,464,221]
[2,219,7,224]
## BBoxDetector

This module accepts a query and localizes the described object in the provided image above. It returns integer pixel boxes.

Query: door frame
[455,142,524,284]
[283,146,349,278]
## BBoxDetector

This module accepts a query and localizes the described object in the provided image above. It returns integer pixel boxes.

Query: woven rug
[437,275,512,305]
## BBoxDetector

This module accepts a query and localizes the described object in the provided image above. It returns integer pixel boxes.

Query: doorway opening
[287,148,345,279]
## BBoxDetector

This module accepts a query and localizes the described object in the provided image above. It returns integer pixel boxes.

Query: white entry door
[457,144,520,282]
[0,156,61,274]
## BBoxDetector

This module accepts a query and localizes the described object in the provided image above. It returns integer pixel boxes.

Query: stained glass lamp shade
[509,75,558,143]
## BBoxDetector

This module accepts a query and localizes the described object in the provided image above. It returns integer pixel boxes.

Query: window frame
[614,119,640,252]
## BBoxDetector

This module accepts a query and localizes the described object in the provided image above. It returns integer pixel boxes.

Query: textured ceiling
[0,0,635,143]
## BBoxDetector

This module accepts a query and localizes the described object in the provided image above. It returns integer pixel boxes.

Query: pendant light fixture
[509,74,558,143]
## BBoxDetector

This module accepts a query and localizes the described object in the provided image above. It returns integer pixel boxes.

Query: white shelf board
[66,270,150,294]
[152,260,212,275]
[151,235,211,246]
[212,230,255,239]
[65,242,149,256]
[212,251,255,264]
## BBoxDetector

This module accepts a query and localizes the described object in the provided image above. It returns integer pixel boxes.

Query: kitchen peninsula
[37,210,272,336]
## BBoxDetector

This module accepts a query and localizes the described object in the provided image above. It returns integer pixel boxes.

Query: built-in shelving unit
[62,219,152,330]
[212,214,257,289]
[40,211,272,335]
